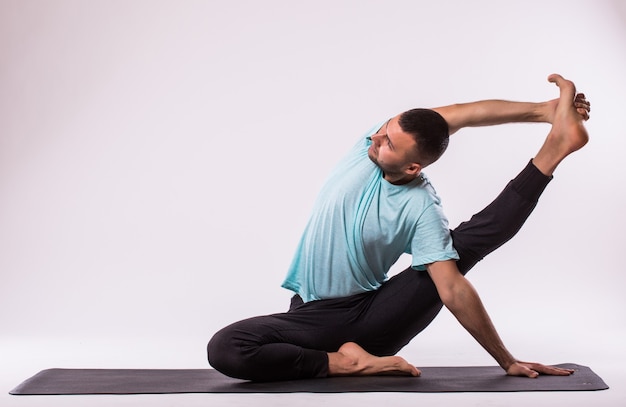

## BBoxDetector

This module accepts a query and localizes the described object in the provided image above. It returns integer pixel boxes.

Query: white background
[1,1,625,406]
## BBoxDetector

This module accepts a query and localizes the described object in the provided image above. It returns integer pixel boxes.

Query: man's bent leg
[208,316,328,381]
[208,293,384,381]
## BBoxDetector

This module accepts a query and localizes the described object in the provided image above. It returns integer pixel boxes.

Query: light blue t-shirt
[282,122,459,302]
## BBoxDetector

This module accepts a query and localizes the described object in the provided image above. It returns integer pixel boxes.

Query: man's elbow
[427,260,468,310]
[438,287,458,309]
[438,281,471,312]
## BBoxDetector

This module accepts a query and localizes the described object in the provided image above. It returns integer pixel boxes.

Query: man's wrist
[532,101,554,124]
[501,357,518,371]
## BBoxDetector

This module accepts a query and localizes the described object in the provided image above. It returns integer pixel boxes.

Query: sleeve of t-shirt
[410,202,459,271]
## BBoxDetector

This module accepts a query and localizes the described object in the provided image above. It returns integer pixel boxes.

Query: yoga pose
[207,74,590,382]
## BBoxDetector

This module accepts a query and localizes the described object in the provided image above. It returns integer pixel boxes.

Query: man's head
[368,108,449,184]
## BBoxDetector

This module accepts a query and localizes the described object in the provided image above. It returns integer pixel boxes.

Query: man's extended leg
[452,74,589,274]
[451,159,552,274]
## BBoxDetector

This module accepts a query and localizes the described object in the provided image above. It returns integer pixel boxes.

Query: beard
[368,149,405,181]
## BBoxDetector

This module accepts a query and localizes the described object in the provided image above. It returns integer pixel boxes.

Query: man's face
[368,115,421,183]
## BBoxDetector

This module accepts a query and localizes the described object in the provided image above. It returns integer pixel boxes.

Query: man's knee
[208,319,268,380]
[207,326,243,378]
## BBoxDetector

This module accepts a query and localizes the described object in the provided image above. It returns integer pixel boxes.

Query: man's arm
[431,95,589,135]
[426,260,575,378]
[431,100,553,135]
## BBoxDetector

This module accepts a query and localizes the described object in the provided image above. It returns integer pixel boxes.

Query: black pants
[207,160,551,382]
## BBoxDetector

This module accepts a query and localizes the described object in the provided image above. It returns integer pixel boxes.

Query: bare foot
[533,74,590,176]
[327,342,421,377]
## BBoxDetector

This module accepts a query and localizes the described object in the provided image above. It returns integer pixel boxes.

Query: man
[207,74,590,382]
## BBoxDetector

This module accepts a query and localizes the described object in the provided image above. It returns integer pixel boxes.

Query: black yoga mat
[10,364,608,395]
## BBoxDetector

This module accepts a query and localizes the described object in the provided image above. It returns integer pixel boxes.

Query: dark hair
[398,108,449,167]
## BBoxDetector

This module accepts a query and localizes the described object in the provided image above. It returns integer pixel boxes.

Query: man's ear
[405,162,422,177]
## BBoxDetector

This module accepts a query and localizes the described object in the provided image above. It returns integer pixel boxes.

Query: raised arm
[426,260,575,378]
[431,100,551,135]
[431,93,589,135]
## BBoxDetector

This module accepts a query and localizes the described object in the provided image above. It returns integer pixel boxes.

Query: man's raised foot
[533,73,590,176]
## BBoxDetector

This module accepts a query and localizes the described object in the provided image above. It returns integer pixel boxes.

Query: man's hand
[574,93,591,121]
[506,361,575,378]
[544,92,591,123]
